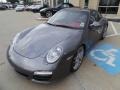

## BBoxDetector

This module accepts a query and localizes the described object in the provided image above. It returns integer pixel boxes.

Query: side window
[57,5,63,9]
[89,16,95,24]
[96,11,102,21]
[91,11,101,21]
[63,4,70,8]
[98,12,102,19]
[59,4,65,9]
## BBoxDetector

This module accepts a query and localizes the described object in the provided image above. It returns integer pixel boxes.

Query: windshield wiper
[47,23,56,26]
[57,24,70,27]
[47,23,79,29]
[55,24,79,29]
[47,23,70,28]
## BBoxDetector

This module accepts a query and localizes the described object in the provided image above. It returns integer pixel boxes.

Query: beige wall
[117,4,120,15]
[69,0,100,9]
[69,0,85,8]
[117,4,120,16]
[88,0,100,10]
[79,0,85,8]
[49,0,53,7]
[46,0,53,7]
[69,0,80,7]
[47,0,59,7]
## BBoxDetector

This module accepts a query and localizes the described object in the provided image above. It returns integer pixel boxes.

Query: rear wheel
[71,46,85,72]
[46,11,53,18]
[101,25,108,40]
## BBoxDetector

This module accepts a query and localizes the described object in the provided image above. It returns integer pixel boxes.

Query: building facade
[32,0,120,15]
[69,0,120,15]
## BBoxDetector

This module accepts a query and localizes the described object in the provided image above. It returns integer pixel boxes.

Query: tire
[71,46,85,72]
[46,11,53,18]
[101,25,108,40]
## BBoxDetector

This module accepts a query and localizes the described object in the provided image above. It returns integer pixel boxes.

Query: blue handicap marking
[88,44,120,75]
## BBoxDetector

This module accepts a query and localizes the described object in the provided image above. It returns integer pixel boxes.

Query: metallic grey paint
[7,8,108,83]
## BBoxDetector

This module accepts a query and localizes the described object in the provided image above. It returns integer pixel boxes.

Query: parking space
[87,20,120,76]
[112,22,120,34]
[106,22,115,36]
[106,22,120,37]
[0,10,120,90]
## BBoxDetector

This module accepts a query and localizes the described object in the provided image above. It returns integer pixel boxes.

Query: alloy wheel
[72,47,84,72]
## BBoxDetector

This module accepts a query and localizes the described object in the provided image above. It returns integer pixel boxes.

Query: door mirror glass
[90,21,100,27]
[89,21,101,30]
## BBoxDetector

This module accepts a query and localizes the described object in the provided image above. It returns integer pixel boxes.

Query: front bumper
[40,11,46,17]
[32,9,39,12]
[7,46,72,83]
[7,46,57,83]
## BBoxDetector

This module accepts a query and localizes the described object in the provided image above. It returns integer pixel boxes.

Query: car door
[87,10,102,48]
[92,10,104,38]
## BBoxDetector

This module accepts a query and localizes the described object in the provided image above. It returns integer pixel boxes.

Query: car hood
[14,24,82,59]
[40,8,54,12]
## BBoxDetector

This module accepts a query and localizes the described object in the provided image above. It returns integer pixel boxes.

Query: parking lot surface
[0,10,120,90]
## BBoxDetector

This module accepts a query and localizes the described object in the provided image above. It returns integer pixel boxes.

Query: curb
[107,18,120,22]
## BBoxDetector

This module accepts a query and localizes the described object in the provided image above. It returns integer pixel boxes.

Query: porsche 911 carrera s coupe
[7,8,108,83]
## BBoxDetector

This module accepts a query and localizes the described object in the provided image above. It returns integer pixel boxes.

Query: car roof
[62,7,94,13]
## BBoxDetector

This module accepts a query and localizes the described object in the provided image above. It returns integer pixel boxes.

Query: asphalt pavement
[0,10,120,90]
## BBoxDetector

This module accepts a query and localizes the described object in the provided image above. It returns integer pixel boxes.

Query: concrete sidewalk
[103,14,120,22]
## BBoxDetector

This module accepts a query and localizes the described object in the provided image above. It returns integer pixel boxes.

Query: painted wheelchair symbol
[90,49,118,67]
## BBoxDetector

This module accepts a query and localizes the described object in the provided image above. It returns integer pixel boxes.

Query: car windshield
[47,10,88,29]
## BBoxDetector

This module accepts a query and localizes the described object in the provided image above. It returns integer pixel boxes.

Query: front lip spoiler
[32,79,51,84]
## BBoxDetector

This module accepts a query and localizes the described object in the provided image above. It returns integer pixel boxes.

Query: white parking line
[110,22,118,35]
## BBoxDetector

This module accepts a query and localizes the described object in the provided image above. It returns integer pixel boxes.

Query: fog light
[34,71,52,75]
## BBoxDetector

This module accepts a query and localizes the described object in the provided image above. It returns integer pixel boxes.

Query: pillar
[69,0,80,7]
[88,0,100,10]
[117,4,120,16]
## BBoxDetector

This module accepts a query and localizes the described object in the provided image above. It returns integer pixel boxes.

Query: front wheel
[71,46,85,72]
[46,11,53,18]
[101,25,108,40]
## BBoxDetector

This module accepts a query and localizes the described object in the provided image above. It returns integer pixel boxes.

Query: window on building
[64,0,69,3]
[57,0,64,4]
[57,0,69,4]
[84,0,89,8]
[98,0,120,14]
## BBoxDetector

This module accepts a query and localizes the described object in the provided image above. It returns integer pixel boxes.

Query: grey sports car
[7,8,108,83]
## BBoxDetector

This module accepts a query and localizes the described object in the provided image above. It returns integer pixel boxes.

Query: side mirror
[90,21,101,27]
[89,21,101,30]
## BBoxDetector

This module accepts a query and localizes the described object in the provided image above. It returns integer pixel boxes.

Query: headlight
[47,46,63,63]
